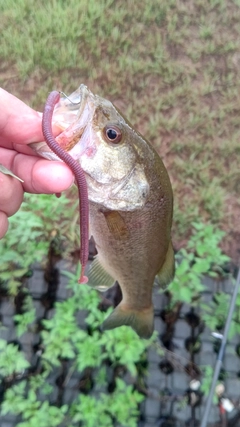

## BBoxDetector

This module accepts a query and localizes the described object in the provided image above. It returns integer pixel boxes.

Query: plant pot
[56,373,66,389]
[218,368,227,381]
[160,332,174,351]
[184,311,201,328]
[79,374,94,394]
[156,416,177,427]
[184,337,201,354]
[213,339,221,354]
[185,362,201,378]
[14,290,27,314]
[159,360,174,375]
[235,343,240,358]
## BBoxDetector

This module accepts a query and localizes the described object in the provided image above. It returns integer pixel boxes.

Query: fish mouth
[54,84,92,152]
[55,84,91,128]
[30,85,92,160]
[61,84,90,116]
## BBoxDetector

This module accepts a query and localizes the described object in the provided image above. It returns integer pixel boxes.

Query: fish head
[32,85,150,211]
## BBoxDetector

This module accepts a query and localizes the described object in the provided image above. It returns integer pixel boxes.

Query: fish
[32,84,175,339]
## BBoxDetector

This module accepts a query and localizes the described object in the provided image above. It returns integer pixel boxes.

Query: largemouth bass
[32,84,175,339]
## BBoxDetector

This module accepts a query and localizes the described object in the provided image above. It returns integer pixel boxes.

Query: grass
[1,0,240,260]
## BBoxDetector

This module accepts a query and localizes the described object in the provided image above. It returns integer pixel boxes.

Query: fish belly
[90,202,168,297]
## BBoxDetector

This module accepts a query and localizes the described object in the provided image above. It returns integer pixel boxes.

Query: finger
[0,88,43,144]
[0,88,61,150]
[0,211,9,239]
[0,172,23,217]
[13,153,74,193]
[1,148,74,194]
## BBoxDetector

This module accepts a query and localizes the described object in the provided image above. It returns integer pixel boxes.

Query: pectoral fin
[87,256,115,292]
[102,303,154,339]
[102,211,129,241]
[156,240,175,289]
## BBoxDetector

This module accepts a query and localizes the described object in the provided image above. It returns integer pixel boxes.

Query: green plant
[1,259,150,427]
[14,295,36,336]
[0,192,78,295]
[167,222,230,305]
[201,292,230,332]
[200,365,218,404]
[1,285,148,426]
[70,379,144,427]
[228,292,240,339]
[0,340,29,377]
[2,382,68,427]
[42,266,152,376]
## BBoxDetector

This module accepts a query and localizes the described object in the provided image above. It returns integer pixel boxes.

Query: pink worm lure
[42,91,89,284]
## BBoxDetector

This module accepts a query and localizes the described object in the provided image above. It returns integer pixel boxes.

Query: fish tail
[102,303,154,339]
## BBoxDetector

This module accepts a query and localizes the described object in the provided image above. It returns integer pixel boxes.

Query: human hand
[0,88,74,239]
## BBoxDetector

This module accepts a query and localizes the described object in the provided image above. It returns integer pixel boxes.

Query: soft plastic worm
[42,91,89,284]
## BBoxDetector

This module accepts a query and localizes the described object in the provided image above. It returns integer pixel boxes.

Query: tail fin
[102,303,154,339]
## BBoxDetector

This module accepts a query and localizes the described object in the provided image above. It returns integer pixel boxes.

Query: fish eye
[104,125,122,144]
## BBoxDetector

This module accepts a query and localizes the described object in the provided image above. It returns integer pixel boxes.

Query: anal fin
[155,240,175,289]
[87,256,116,292]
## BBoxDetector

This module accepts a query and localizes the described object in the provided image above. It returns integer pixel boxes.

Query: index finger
[0,88,43,146]
[1,147,74,194]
